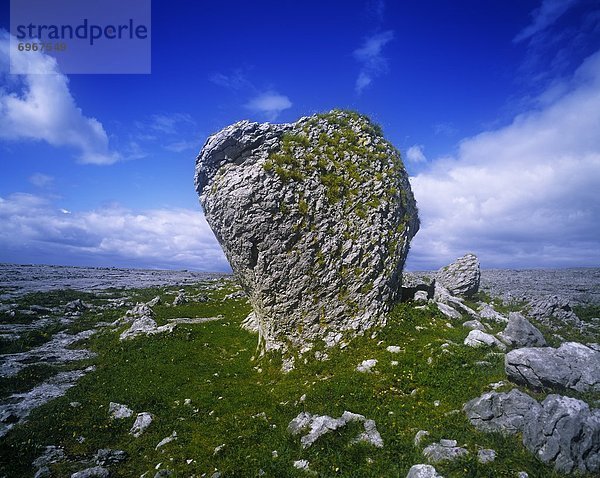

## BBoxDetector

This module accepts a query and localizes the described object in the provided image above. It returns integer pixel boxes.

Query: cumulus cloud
[406,145,427,163]
[514,0,581,43]
[245,91,292,121]
[353,30,394,94]
[0,31,118,165]
[407,49,600,270]
[0,193,229,271]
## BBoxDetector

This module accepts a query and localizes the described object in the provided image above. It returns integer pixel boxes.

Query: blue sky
[1,0,600,271]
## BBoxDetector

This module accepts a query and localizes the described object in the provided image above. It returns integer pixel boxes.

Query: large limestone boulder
[497,312,546,348]
[505,342,600,393]
[195,110,419,351]
[435,253,480,297]
[523,395,600,474]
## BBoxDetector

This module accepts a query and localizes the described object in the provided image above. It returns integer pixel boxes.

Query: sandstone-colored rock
[195,110,419,352]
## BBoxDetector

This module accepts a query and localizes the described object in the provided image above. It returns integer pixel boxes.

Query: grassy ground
[0,281,596,477]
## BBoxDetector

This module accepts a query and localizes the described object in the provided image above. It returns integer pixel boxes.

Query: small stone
[477,449,496,463]
[109,402,133,419]
[70,401,81,408]
[130,412,153,437]
[386,345,402,353]
[464,330,506,351]
[356,359,378,373]
[70,466,109,478]
[293,459,310,470]
[423,439,468,464]
[94,449,127,466]
[414,430,430,447]
[406,464,444,478]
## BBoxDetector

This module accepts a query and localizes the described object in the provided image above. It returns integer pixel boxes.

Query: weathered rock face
[463,389,541,435]
[523,395,600,474]
[505,342,600,393]
[435,253,480,297]
[195,110,419,351]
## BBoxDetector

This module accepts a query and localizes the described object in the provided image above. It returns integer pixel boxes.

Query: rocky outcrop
[195,110,419,351]
[522,394,600,474]
[505,342,600,392]
[497,312,546,348]
[435,254,480,297]
[463,389,540,435]
[527,295,583,330]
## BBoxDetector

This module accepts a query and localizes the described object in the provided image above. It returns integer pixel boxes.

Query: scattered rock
[527,295,583,330]
[386,345,402,353]
[422,439,468,464]
[0,329,97,377]
[288,410,383,448]
[523,394,600,474]
[33,446,65,470]
[195,110,419,352]
[435,253,480,297]
[414,430,430,447]
[505,342,600,392]
[126,303,155,319]
[94,449,127,466]
[156,431,177,449]
[462,319,487,331]
[477,303,507,323]
[1,368,94,437]
[119,317,175,341]
[65,299,89,313]
[477,449,496,464]
[436,302,462,320]
[172,291,187,306]
[293,459,310,470]
[497,312,546,348]
[463,389,541,435]
[109,402,133,419]
[71,466,110,478]
[130,412,153,437]
[146,296,161,307]
[406,464,443,478]
[464,330,506,351]
[154,470,173,478]
[356,359,378,373]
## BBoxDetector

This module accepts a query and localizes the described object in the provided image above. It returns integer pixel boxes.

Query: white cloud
[0,193,229,271]
[514,0,581,43]
[29,173,54,188]
[0,31,118,165]
[407,49,600,270]
[406,145,427,163]
[353,30,394,94]
[245,91,292,121]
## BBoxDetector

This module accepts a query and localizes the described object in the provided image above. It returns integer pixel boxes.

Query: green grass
[0,283,593,477]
